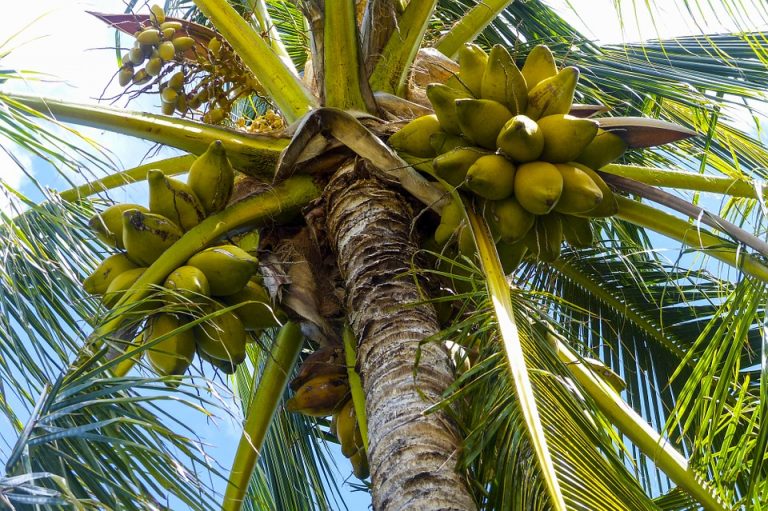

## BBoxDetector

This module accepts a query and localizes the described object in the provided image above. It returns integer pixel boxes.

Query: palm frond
[584,36,768,189]
[466,209,566,510]
[667,277,768,507]
[433,0,593,54]
[529,236,764,501]
[532,250,746,500]
[610,1,768,40]
[0,186,230,509]
[0,196,331,510]
[430,282,661,510]
[0,193,101,429]
[1,472,91,510]
[5,373,226,511]
[264,1,311,73]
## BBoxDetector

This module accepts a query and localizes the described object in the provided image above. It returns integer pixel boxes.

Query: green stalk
[8,93,288,175]
[607,173,768,258]
[552,335,727,511]
[343,325,368,450]
[369,0,438,95]
[248,0,296,75]
[105,176,321,377]
[434,0,517,59]
[602,164,762,199]
[324,1,370,111]
[59,155,195,202]
[616,196,768,282]
[222,321,304,511]
[466,207,567,511]
[193,0,317,123]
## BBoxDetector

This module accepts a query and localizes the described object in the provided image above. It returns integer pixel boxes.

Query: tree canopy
[1,1,768,510]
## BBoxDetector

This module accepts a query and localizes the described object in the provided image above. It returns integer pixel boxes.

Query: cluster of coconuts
[285,346,369,479]
[83,141,283,376]
[390,43,628,268]
[116,3,263,124]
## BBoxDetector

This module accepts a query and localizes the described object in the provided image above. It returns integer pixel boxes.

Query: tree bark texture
[325,164,476,511]
[361,0,401,75]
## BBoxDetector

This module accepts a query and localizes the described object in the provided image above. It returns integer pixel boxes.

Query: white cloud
[0,0,182,205]
[1,1,132,100]
[0,145,32,213]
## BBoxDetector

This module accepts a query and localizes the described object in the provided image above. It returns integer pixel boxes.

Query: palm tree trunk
[325,163,476,511]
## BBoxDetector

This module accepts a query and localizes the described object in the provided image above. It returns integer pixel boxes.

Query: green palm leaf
[5,372,227,510]
[668,277,768,507]
[0,195,100,408]
[430,274,661,509]
[0,472,90,509]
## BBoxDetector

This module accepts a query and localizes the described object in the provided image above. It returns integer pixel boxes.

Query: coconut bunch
[83,141,283,376]
[115,3,263,123]
[390,43,628,267]
[285,346,369,479]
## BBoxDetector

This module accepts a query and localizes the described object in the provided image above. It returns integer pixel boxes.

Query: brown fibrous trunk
[325,162,476,511]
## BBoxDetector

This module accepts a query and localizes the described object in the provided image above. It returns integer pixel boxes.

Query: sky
[0,0,182,210]
[1,0,768,509]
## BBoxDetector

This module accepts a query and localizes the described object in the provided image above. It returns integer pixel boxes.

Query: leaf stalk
[222,321,304,511]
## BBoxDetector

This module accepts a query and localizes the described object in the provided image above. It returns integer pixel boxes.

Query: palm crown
[1,1,767,510]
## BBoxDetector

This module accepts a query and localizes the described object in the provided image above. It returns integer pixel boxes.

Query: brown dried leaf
[597,117,698,148]
[275,113,336,183]
[262,230,338,345]
[374,92,433,120]
[404,48,458,107]
[260,259,290,303]
[229,174,272,205]
[410,48,459,89]
[274,108,446,213]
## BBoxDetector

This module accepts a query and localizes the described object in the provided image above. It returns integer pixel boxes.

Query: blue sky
[1,0,768,509]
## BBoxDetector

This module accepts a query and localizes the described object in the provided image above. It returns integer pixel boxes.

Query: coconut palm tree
[1,0,768,510]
